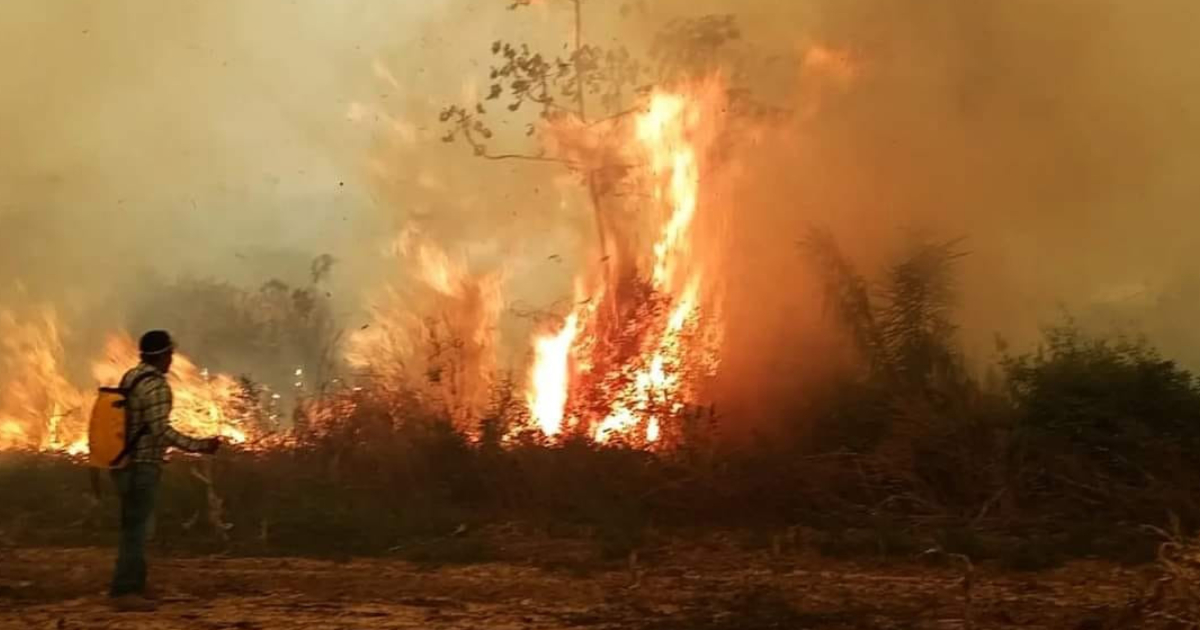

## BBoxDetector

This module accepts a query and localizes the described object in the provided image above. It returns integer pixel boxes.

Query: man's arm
[141,377,212,453]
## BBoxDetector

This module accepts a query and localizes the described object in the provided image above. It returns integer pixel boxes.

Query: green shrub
[1004,324,1200,524]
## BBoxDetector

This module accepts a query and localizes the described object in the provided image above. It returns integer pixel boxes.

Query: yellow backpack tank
[87,372,158,468]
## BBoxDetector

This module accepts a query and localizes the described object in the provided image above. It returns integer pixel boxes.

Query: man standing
[110,330,220,612]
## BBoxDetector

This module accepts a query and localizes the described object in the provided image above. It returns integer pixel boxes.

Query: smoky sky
[0,1,431,305]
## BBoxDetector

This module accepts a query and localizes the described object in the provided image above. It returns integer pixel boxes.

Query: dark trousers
[110,463,161,597]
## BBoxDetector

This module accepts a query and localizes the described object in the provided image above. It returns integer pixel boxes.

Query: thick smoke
[2,1,1199,429]
[617,0,1200,428]
[0,0,432,375]
[347,0,1200,434]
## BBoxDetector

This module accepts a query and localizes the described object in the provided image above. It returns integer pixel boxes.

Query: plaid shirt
[121,363,207,464]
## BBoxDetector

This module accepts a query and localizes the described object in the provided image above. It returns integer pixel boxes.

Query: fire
[2,82,730,455]
[640,93,702,292]
[524,82,727,445]
[527,313,578,436]
[347,228,503,431]
[0,308,85,453]
[0,311,252,456]
[91,334,250,445]
[593,278,702,444]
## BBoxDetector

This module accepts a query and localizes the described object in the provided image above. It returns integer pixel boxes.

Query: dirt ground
[0,543,1156,630]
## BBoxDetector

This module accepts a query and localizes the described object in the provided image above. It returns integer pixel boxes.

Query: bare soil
[0,542,1154,629]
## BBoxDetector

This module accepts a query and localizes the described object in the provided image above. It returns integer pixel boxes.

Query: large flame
[0,308,85,453]
[0,313,252,456]
[91,334,250,445]
[527,312,578,437]
[347,228,503,431]
[524,82,727,446]
[642,93,702,292]
[3,82,730,456]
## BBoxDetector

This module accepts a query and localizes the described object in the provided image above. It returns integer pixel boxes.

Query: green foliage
[800,226,1200,532]
[800,228,968,390]
[799,228,884,375]
[440,8,776,166]
[1005,324,1200,452]
[799,229,1003,518]
[878,239,967,389]
[439,2,647,159]
[1003,323,1200,522]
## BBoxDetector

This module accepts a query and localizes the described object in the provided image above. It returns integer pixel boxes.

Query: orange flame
[0,308,85,453]
[527,313,578,437]
[91,334,250,445]
[348,229,503,430]
[640,93,702,292]
[0,311,252,456]
[525,80,727,445]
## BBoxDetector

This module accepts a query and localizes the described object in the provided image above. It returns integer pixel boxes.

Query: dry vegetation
[5,233,1200,627]
[4,6,1200,626]
[0,542,1167,630]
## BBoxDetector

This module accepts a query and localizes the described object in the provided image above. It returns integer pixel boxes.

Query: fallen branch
[923,547,975,630]
[190,461,233,544]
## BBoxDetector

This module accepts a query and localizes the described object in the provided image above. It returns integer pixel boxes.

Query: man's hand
[199,437,221,455]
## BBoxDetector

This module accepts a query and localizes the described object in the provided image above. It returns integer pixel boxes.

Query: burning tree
[437,2,753,446]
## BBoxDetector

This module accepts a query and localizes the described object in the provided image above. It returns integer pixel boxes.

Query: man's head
[138,330,175,373]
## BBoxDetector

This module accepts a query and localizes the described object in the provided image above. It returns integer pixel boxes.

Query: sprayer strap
[108,371,165,467]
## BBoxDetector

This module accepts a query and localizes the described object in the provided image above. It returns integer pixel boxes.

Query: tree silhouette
[440,4,756,298]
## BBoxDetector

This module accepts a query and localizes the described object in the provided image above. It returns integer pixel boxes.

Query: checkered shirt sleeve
[124,364,207,463]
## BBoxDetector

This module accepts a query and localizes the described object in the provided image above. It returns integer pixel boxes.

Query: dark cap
[138,330,175,356]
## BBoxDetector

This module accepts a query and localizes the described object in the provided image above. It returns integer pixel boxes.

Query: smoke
[785,0,1200,347]
[618,0,1200,426]
[0,0,441,371]
[3,0,1199,430]
[538,0,1200,428]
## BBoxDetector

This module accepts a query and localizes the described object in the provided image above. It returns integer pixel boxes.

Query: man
[110,330,220,612]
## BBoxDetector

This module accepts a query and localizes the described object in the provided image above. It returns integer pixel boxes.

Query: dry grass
[1135,522,1200,628]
